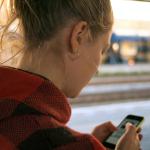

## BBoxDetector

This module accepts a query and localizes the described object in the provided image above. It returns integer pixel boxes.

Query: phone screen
[103,115,144,149]
[105,118,140,145]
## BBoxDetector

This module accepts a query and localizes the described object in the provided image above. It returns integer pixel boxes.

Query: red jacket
[0,66,106,150]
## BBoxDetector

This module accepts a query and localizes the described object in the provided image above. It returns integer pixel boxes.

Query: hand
[92,121,117,142]
[115,123,142,150]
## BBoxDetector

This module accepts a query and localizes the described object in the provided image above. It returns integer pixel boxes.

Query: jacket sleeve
[0,134,17,150]
[88,134,106,150]
[54,134,106,150]
[15,132,106,150]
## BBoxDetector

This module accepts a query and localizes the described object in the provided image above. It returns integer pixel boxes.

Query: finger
[106,121,118,132]
[94,121,117,133]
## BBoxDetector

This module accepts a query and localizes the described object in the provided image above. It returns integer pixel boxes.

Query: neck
[17,47,66,93]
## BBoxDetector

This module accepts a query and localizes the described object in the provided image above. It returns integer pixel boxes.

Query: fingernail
[126,122,133,127]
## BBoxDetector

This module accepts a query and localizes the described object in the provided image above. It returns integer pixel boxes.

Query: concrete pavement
[68,100,150,150]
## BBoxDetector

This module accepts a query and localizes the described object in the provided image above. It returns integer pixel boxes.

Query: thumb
[126,123,133,129]
[125,123,136,136]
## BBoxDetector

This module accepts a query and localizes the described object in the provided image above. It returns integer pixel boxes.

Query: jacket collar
[0,66,71,124]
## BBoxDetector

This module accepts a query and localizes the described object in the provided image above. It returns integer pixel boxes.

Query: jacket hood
[0,66,71,124]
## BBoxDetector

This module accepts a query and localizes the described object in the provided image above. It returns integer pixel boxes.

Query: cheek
[96,53,102,64]
[92,50,102,69]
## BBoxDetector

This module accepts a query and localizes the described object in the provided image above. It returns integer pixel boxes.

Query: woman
[0,0,142,150]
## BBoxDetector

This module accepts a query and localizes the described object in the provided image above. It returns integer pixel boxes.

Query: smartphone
[103,114,144,149]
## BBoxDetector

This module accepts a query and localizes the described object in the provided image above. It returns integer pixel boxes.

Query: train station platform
[99,63,150,74]
[68,100,150,150]
[70,63,150,104]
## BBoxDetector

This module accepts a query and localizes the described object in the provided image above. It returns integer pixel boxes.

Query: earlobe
[67,48,80,61]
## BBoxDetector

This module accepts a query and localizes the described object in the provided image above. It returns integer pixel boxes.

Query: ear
[68,21,89,60]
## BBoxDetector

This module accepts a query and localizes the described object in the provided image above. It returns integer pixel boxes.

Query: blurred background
[68,1,150,150]
[0,0,150,149]
[104,0,150,65]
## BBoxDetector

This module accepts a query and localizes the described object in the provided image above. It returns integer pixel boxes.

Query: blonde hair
[0,0,113,57]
